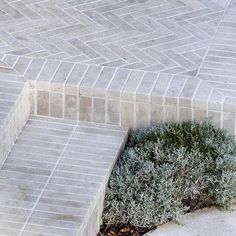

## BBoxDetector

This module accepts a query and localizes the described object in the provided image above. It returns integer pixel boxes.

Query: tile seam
[18,121,78,236]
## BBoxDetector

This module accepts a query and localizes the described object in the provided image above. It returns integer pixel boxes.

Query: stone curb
[146,205,236,236]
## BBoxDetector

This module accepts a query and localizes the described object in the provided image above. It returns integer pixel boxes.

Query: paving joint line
[18,121,79,236]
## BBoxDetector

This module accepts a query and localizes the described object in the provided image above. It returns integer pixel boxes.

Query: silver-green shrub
[102,122,236,228]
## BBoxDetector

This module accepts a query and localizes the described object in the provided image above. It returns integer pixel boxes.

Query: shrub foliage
[102,122,236,228]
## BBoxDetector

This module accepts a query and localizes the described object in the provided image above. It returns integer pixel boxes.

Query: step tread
[0,116,128,236]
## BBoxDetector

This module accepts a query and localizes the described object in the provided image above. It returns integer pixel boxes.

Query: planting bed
[100,122,236,235]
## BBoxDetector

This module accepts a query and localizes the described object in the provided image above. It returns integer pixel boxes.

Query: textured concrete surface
[1,0,236,133]
[0,116,128,236]
[146,205,236,236]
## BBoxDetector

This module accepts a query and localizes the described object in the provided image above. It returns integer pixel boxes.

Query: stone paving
[0,0,236,235]
[0,0,229,73]
[1,0,236,133]
[0,74,28,166]
[0,116,128,236]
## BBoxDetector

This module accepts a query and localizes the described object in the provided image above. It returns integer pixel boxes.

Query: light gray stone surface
[0,1,236,235]
[0,0,226,73]
[0,116,128,236]
[146,206,236,236]
[0,0,236,134]
[0,72,29,167]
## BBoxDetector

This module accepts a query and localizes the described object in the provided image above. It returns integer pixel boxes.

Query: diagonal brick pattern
[198,0,236,132]
[0,2,236,133]
[0,0,229,74]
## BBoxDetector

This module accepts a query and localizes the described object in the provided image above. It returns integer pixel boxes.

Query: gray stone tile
[136,72,158,103]
[179,107,193,122]
[0,116,128,236]
[151,74,173,105]
[164,105,178,122]
[79,96,92,122]
[51,62,74,92]
[23,224,77,236]
[136,103,150,128]
[66,64,89,88]
[122,70,144,101]
[93,98,105,123]
[193,108,207,122]
[107,68,130,99]
[223,112,235,135]
[80,65,103,97]
[1,1,236,234]
[208,111,221,129]
[151,104,163,124]
[64,94,78,119]
[50,93,63,118]
[121,101,135,128]
[93,67,116,98]
[37,60,60,85]
[179,76,200,107]
[37,90,49,116]
[107,99,120,125]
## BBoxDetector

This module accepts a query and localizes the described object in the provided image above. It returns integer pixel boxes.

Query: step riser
[29,79,236,135]
[0,83,29,167]
[79,132,128,236]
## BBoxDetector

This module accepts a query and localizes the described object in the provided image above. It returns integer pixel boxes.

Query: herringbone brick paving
[0,0,236,134]
[0,0,230,74]
[0,116,128,236]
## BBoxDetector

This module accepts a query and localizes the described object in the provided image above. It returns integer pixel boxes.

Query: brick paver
[0,0,229,74]
[0,0,235,134]
[0,1,236,235]
[0,71,28,166]
[0,116,128,236]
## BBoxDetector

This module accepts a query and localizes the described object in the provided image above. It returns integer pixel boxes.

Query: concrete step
[0,116,128,236]
[0,74,29,166]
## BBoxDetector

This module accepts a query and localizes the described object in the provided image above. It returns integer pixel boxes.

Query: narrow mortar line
[18,121,79,236]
